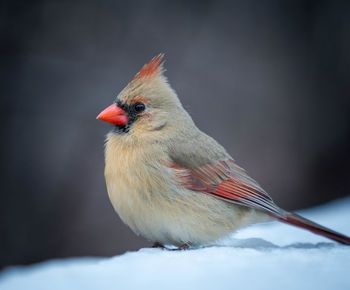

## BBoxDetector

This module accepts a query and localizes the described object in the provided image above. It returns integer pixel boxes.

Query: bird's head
[97,54,186,138]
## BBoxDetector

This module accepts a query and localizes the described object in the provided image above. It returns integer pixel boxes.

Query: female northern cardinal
[97,54,350,249]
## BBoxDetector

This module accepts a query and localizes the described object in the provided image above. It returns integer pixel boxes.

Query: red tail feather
[275,211,350,245]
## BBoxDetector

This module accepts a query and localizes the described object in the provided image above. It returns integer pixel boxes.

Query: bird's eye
[134,102,145,112]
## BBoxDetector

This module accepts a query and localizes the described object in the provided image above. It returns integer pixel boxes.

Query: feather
[276,212,350,245]
[132,54,165,81]
[171,158,285,217]
[171,159,350,244]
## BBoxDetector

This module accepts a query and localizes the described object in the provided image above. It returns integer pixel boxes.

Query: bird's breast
[104,134,175,238]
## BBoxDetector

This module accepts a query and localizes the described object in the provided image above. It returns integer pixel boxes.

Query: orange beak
[96,104,128,126]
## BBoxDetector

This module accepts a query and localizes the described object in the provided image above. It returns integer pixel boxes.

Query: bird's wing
[170,158,284,217]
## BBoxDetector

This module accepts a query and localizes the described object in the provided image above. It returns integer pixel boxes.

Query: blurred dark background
[1,0,350,268]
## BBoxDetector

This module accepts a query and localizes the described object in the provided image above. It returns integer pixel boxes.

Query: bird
[97,54,350,250]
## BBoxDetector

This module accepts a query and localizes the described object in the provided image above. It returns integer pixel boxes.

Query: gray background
[1,0,350,268]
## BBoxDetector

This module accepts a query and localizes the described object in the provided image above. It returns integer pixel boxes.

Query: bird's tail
[274,211,350,245]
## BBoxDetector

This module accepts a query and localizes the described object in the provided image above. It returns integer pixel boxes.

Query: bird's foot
[152,242,165,249]
[175,242,191,251]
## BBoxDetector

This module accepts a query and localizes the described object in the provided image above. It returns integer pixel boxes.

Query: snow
[1,198,350,290]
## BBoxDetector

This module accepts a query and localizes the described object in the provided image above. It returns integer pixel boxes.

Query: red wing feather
[172,159,284,217]
[170,159,350,244]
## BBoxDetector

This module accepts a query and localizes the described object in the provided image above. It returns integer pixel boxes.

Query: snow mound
[1,197,350,290]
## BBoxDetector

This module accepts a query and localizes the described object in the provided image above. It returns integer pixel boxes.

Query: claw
[152,242,165,249]
[176,243,191,251]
